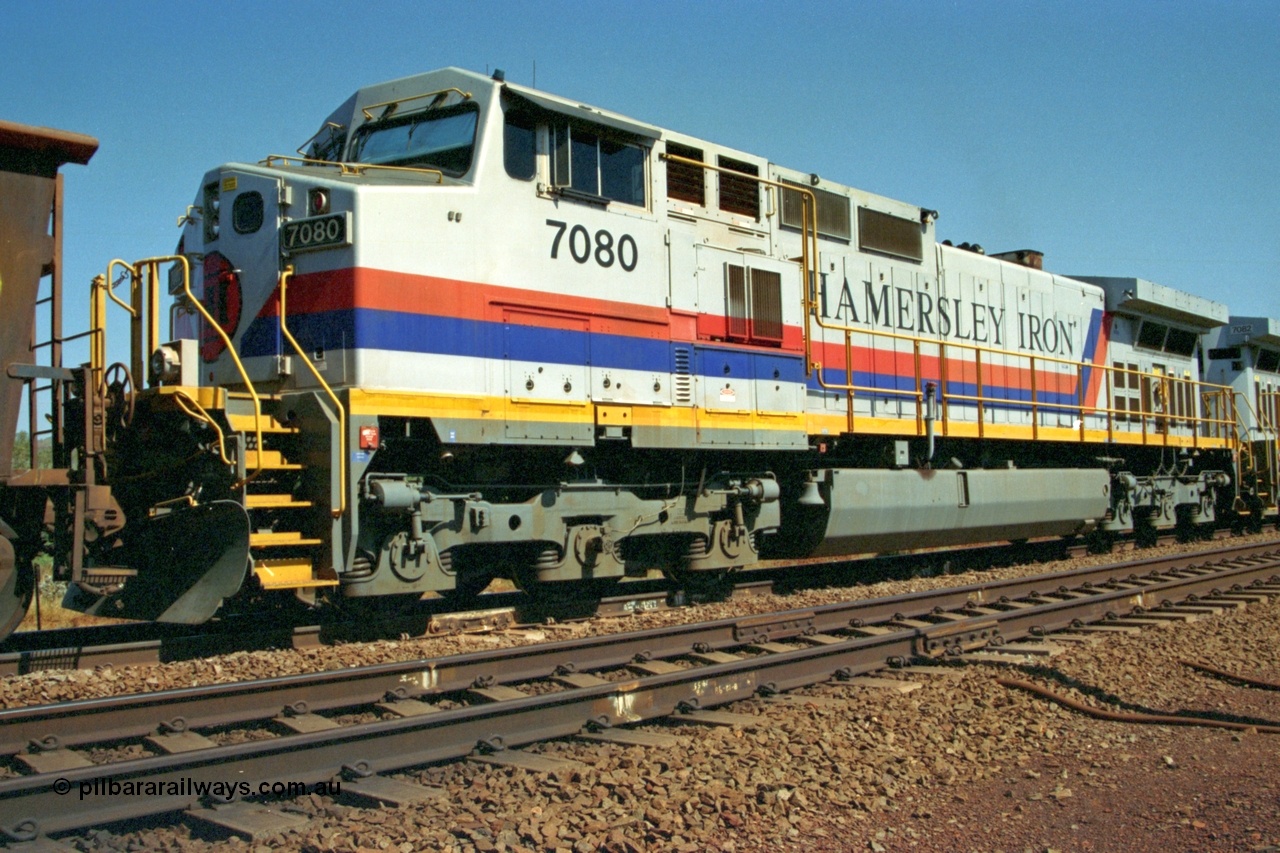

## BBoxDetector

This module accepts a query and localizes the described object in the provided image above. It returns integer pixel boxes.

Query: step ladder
[227,408,338,595]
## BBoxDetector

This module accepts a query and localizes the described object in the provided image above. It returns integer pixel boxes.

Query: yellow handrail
[1258,387,1280,507]
[166,254,265,483]
[104,260,137,317]
[139,259,163,384]
[171,389,232,467]
[89,274,106,379]
[811,318,1237,445]
[96,258,166,390]
[90,256,265,482]
[279,265,347,517]
[261,154,444,183]
[1233,390,1275,443]
[90,261,140,386]
[359,87,472,120]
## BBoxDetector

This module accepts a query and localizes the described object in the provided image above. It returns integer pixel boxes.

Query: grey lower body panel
[809,467,1110,557]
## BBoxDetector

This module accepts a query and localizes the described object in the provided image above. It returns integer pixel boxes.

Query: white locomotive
[3,68,1268,633]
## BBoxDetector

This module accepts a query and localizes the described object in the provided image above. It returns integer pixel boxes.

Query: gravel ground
[5,532,1276,709]
[24,531,1280,852]
[60,573,1280,853]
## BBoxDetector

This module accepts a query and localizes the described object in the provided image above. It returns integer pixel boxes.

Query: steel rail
[0,625,327,677]
[0,585,674,677]
[0,528,1246,676]
[0,590,535,676]
[0,541,1276,758]
[1,546,1278,838]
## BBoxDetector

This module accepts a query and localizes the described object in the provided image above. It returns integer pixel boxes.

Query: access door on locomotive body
[658,130,809,452]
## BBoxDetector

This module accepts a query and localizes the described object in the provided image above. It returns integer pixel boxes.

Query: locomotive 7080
[1,68,1275,635]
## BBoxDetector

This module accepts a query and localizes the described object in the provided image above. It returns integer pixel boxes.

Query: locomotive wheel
[662,565,731,598]
[341,593,424,619]
[329,593,430,639]
[1133,515,1160,548]
[1247,496,1266,534]
[443,571,494,600]
[0,537,33,642]
[1085,528,1116,554]
[511,566,619,618]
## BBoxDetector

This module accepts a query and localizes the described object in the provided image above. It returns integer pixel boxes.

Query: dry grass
[16,567,126,633]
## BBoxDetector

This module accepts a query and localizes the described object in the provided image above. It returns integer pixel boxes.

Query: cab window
[550,121,645,206]
[504,112,536,180]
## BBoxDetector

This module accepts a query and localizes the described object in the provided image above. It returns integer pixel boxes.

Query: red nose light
[200,252,241,363]
[308,188,330,216]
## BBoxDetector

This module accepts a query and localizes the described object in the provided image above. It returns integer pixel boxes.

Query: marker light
[308,188,330,216]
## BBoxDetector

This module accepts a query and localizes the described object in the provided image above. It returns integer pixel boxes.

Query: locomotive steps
[225,407,335,597]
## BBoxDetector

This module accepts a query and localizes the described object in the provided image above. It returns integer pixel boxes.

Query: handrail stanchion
[279,266,347,517]
[169,254,264,483]
[1030,356,1039,440]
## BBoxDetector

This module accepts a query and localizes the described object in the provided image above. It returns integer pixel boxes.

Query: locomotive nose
[187,169,287,382]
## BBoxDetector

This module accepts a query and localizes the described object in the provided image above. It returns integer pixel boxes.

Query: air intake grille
[674,347,692,405]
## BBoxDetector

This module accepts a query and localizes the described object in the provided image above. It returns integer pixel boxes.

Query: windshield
[349,104,479,175]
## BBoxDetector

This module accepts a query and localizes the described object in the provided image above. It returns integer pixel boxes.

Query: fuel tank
[802,467,1109,557]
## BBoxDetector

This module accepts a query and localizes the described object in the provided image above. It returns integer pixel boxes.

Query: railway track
[0,528,1242,676]
[1,539,1278,843]
[0,583,699,677]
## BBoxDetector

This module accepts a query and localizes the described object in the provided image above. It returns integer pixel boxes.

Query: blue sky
[4,0,1278,370]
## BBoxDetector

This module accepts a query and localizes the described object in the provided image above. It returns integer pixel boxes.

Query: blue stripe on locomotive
[238,308,1093,411]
